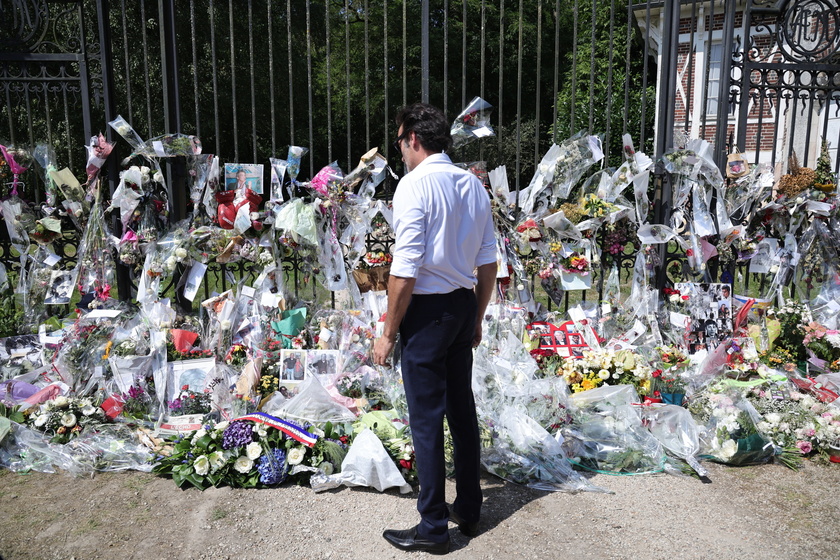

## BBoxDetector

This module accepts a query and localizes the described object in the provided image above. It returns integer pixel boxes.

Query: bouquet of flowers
[689,391,777,466]
[25,395,109,444]
[153,414,348,489]
[559,251,590,276]
[558,348,653,395]
[450,96,495,149]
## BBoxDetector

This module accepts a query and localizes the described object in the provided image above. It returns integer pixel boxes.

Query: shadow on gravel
[469,473,549,536]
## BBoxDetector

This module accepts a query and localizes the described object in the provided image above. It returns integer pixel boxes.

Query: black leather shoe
[449,510,480,538]
[382,526,450,555]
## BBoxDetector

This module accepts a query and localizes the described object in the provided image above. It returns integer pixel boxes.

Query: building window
[705,42,723,116]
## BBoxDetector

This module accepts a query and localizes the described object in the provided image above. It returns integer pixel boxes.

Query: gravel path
[1,460,838,560]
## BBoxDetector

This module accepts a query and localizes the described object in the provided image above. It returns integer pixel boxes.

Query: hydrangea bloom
[256,448,289,485]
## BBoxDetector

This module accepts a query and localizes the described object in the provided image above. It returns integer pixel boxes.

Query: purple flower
[222,420,254,449]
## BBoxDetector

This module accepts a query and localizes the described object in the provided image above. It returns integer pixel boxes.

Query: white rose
[153,171,164,183]
[246,442,262,460]
[192,428,207,445]
[234,455,254,473]
[287,447,306,465]
[318,461,334,476]
[81,405,97,416]
[165,256,177,271]
[174,248,188,260]
[194,455,210,476]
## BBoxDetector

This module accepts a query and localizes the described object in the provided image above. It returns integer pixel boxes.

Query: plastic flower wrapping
[4,118,840,501]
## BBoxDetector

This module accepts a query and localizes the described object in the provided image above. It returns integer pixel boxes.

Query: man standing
[373,103,497,554]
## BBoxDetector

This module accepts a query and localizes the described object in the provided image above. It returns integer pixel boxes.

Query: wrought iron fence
[2,0,838,311]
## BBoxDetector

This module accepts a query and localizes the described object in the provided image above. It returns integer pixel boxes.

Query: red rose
[651,369,662,378]
[399,459,413,470]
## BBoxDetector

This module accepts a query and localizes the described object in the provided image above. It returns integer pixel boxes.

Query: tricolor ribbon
[234,412,319,448]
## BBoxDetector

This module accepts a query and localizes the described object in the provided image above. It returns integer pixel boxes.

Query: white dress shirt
[390,153,497,294]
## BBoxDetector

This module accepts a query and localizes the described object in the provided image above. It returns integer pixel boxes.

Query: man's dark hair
[395,103,452,153]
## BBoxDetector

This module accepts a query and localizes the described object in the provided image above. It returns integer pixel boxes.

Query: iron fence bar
[77,1,92,143]
[684,0,697,133]
[640,0,652,151]
[306,0,314,177]
[803,93,816,165]
[2,72,14,146]
[209,0,220,157]
[655,0,679,157]
[286,0,295,145]
[534,0,542,169]
[443,0,448,118]
[228,0,238,161]
[480,0,486,163]
[383,0,388,162]
[515,0,523,193]
[326,1,333,162]
[402,0,406,107]
[622,1,631,136]
[268,1,276,156]
[346,0,352,166]
[553,0,560,143]
[364,0,370,150]
[461,0,467,109]
[140,0,153,138]
[120,0,133,125]
[189,0,200,138]
[570,0,578,133]
[700,0,715,141]
[588,0,595,133]
[23,71,34,147]
[712,0,735,168]
[422,0,429,104]
[605,0,616,162]
[819,92,831,163]
[249,0,257,163]
[62,81,71,167]
[160,0,181,134]
[497,0,504,149]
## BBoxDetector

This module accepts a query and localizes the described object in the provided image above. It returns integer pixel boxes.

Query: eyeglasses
[392,130,410,153]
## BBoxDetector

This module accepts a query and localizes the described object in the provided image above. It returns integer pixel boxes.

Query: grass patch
[211,508,228,521]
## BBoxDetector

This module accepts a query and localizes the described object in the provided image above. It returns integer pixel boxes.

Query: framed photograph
[0,334,43,379]
[305,349,340,378]
[224,163,264,194]
[279,349,306,382]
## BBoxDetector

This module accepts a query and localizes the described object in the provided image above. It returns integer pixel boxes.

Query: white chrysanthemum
[246,442,262,460]
[60,412,77,427]
[234,455,254,473]
[318,461,334,476]
[53,396,69,408]
[208,451,225,473]
[597,369,610,380]
[34,414,48,427]
[81,405,97,416]
[194,455,210,476]
[287,447,306,465]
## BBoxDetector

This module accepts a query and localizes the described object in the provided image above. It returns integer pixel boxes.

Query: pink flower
[795,440,812,454]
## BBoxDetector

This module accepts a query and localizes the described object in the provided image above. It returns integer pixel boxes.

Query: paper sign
[43,253,61,267]
[183,262,207,302]
[87,309,123,319]
[241,285,256,298]
[152,140,167,157]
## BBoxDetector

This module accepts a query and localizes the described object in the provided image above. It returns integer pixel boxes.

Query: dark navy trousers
[399,287,482,543]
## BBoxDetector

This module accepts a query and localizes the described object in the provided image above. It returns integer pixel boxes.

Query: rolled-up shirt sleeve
[475,207,497,268]
[390,184,425,279]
